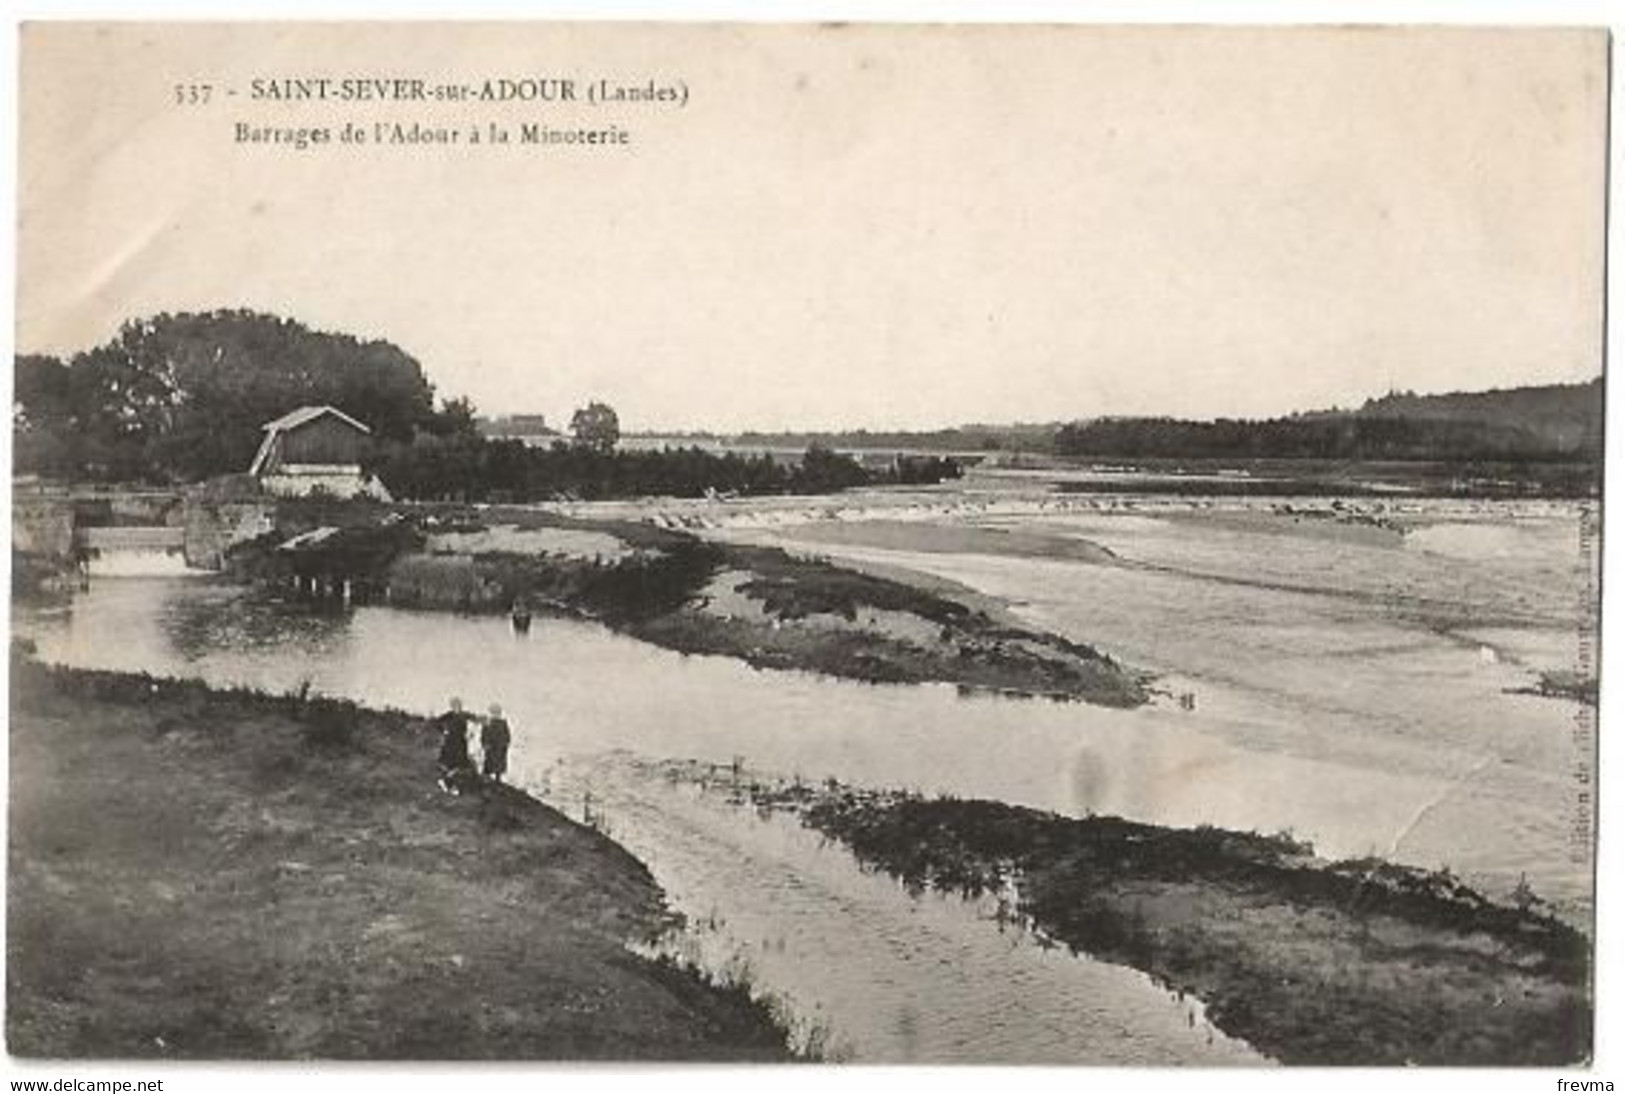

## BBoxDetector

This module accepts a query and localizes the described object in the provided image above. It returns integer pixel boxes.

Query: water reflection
[21,578,1468,870]
[18,578,1276,1064]
[160,584,355,664]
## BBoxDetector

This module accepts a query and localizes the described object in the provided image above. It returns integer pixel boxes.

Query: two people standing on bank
[436,696,512,794]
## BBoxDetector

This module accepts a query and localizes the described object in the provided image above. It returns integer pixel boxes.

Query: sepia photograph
[4,15,1612,1079]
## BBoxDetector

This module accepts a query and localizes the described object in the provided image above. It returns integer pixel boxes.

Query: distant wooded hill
[1055,380,1603,463]
[696,380,1604,465]
[1342,381,1602,451]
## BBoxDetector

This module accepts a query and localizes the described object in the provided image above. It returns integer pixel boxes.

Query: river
[20,577,1265,1064]
[16,490,1595,1061]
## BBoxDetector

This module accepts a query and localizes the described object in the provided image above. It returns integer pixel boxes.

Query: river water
[692,494,1598,912]
[20,578,1263,1064]
[23,579,1463,867]
[17,491,1594,1061]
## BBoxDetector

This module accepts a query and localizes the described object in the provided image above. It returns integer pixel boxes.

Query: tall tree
[569,400,621,454]
[13,310,441,482]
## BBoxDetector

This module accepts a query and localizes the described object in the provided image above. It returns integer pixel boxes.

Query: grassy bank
[652,763,1592,1066]
[229,501,1149,707]
[6,657,793,1060]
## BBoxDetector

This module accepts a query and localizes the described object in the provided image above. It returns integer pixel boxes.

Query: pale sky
[16,23,1609,431]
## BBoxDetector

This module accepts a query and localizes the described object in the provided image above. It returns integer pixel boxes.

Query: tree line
[370,435,852,502]
[14,311,458,483]
[1053,405,1600,464]
[12,310,960,500]
[369,429,962,503]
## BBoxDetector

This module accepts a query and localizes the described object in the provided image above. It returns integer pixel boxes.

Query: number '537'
[174,83,213,105]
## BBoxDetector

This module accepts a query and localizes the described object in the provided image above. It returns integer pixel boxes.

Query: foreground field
[6,657,792,1060]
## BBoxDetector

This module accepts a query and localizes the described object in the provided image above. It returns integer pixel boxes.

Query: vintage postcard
[7,21,1607,1069]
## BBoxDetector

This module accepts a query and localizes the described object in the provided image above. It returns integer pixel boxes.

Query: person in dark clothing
[481,704,512,783]
[436,697,475,794]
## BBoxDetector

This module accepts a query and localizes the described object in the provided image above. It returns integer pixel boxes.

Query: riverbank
[230,499,1149,707]
[644,759,1593,1067]
[6,656,794,1060]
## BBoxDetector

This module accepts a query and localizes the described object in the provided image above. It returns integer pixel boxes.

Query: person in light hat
[481,703,512,784]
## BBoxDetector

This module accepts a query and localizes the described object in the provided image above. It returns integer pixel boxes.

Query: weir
[11,480,275,578]
[79,526,189,577]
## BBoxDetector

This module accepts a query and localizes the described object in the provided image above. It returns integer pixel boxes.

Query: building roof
[250,405,374,477]
[260,405,373,434]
